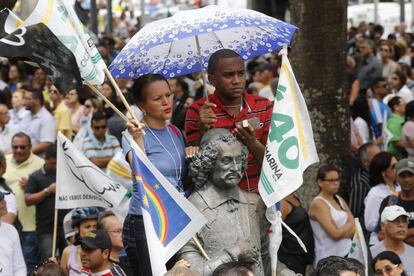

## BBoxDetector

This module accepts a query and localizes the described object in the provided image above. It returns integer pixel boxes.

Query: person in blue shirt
[369,78,392,139]
[121,74,197,276]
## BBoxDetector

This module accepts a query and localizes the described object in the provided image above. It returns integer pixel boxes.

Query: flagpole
[103,68,140,123]
[192,236,210,260]
[51,208,58,258]
[84,82,129,122]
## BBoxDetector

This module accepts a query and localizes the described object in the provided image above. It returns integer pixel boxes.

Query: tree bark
[290,1,349,208]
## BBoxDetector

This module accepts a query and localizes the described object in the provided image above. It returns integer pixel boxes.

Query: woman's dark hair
[405,100,414,121]
[129,74,168,103]
[316,164,339,181]
[392,71,407,91]
[372,251,406,276]
[351,96,372,138]
[369,151,395,187]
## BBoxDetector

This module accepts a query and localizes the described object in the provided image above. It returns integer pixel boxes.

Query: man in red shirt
[185,49,273,192]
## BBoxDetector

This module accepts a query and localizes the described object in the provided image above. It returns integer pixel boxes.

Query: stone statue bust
[176,128,265,276]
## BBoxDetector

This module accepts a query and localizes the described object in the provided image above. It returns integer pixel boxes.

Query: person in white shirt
[0,104,18,154]
[0,191,26,276]
[20,88,56,155]
[370,206,414,274]
[8,89,29,129]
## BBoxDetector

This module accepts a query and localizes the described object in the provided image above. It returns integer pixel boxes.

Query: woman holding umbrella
[122,73,197,276]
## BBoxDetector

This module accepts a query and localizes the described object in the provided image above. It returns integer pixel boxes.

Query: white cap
[381,205,409,223]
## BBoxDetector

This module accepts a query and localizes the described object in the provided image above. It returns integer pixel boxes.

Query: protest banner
[259,45,319,274]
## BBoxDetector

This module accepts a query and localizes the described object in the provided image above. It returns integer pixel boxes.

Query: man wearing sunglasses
[370,206,414,274]
[3,132,44,273]
[81,112,120,171]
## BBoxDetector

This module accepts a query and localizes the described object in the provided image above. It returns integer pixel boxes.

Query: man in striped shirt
[349,142,380,218]
[81,112,121,171]
[185,49,273,192]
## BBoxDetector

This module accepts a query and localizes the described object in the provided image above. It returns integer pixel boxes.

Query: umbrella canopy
[109,5,297,79]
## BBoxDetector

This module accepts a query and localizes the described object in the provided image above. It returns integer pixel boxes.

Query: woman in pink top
[402,101,414,157]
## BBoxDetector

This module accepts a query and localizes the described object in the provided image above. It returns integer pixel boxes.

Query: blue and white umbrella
[109,5,297,79]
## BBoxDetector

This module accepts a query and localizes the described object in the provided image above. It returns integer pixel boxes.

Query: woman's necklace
[145,124,182,181]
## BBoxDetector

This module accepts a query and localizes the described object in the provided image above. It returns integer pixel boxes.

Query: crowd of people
[1,6,414,276]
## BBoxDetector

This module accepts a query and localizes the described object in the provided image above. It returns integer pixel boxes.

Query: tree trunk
[290,1,349,208]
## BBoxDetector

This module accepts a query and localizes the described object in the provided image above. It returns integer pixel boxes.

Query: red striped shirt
[185,91,273,192]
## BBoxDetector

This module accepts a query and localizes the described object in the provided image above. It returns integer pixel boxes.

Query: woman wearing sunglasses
[372,251,406,276]
[364,152,400,246]
[309,164,355,267]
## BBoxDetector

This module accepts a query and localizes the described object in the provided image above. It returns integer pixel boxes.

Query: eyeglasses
[323,178,340,182]
[375,264,398,275]
[93,125,107,130]
[85,104,92,108]
[33,260,53,275]
[12,145,29,150]
[49,89,58,94]
[380,48,390,52]
[392,77,399,80]
[107,229,123,236]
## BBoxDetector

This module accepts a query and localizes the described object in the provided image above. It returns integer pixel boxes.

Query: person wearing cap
[79,229,126,276]
[370,205,414,274]
[60,207,99,276]
[379,158,414,247]
[0,191,26,276]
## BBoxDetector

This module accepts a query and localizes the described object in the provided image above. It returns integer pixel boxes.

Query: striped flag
[124,134,207,276]
[258,45,319,207]
[23,0,106,85]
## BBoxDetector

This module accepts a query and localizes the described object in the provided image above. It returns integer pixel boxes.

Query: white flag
[56,132,126,209]
[258,45,319,207]
[348,218,369,276]
[23,0,106,85]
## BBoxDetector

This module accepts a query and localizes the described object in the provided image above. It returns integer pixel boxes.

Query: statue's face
[211,141,244,189]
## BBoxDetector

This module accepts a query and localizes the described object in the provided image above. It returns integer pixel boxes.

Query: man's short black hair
[316,256,363,276]
[91,112,107,123]
[27,88,44,105]
[45,143,57,159]
[212,261,254,276]
[12,132,31,146]
[207,49,242,75]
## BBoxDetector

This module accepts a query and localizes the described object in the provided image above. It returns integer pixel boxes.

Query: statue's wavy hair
[189,128,248,191]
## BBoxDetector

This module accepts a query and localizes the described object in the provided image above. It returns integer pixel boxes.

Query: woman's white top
[310,195,352,267]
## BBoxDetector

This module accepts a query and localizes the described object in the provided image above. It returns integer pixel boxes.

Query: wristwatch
[43,187,50,196]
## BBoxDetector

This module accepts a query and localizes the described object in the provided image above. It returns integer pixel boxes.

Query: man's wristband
[43,187,50,196]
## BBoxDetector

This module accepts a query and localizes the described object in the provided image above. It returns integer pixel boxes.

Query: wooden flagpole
[84,82,129,122]
[51,208,58,258]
